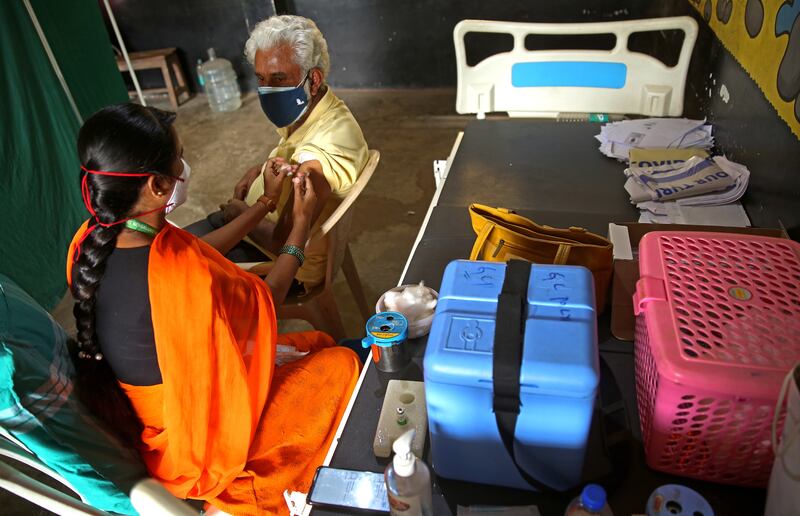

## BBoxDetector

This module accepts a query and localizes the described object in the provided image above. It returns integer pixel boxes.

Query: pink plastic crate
[633,231,800,486]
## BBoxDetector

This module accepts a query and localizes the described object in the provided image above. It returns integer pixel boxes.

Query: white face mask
[166,158,191,214]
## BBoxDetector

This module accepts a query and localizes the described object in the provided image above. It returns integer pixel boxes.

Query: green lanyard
[124,218,160,237]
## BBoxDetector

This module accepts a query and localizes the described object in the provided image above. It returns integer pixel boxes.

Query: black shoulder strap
[594,352,632,493]
[492,260,631,494]
[492,259,558,492]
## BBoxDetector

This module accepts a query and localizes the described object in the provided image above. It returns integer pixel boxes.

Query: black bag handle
[492,260,631,494]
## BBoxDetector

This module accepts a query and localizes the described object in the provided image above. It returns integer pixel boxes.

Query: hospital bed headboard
[454,17,698,118]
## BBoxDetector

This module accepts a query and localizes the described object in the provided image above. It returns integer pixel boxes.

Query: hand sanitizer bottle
[384,429,433,515]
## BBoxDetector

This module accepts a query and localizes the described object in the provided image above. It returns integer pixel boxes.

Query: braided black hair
[70,103,178,447]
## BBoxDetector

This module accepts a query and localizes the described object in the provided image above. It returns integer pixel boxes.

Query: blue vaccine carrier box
[423,260,599,491]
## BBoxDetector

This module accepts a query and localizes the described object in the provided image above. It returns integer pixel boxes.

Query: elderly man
[188,15,368,291]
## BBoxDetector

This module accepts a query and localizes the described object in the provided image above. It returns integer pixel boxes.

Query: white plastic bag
[275,344,309,367]
[765,363,800,516]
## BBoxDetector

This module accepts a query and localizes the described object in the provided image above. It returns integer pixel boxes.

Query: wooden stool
[116,48,191,111]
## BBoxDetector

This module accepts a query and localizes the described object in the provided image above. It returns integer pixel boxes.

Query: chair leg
[161,60,178,111]
[283,301,323,334]
[283,291,347,343]
[313,290,347,343]
[342,244,371,323]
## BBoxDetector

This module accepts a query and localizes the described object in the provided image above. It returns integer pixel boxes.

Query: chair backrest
[0,434,199,516]
[454,17,698,118]
[0,434,107,515]
[316,149,380,238]
[318,149,379,290]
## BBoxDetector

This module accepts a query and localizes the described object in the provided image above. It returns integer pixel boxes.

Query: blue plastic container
[424,260,599,491]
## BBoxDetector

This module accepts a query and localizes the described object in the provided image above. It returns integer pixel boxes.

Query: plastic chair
[275,150,379,341]
[0,431,198,515]
[453,17,698,118]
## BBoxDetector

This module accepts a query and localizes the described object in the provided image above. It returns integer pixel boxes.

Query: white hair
[244,15,330,80]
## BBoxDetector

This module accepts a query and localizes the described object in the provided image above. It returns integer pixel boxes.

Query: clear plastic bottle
[565,484,614,516]
[199,48,241,112]
[385,429,433,516]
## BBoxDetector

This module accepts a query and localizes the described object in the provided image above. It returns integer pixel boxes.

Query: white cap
[392,429,416,477]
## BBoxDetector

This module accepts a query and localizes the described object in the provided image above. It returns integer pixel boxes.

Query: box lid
[423,260,599,398]
[635,231,800,394]
[607,222,788,341]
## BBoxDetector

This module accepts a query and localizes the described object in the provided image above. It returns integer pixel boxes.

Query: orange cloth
[67,222,360,515]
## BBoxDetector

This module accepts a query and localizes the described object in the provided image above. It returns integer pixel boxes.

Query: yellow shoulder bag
[469,203,613,311]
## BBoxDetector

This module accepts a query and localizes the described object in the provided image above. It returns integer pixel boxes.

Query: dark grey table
[436,120,636,226]
[314,120,765,516]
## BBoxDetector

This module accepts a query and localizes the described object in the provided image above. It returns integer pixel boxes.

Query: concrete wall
[105,0,657,91]
[289,0,659,88]
[102,0,274,93]
[668,1,800,238]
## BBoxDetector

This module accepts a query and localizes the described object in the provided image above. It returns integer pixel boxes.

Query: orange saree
[67,222,360,515]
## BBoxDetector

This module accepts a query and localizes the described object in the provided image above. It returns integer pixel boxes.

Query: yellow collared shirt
[245,88,369,286]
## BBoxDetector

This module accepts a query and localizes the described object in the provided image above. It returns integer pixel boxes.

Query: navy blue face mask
[257,75,310,128]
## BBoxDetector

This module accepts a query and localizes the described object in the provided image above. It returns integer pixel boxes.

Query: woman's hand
[291,173,316,228]
[263,157,297,201]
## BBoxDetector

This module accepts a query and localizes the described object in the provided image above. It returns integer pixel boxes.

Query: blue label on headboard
[511,61,627,89]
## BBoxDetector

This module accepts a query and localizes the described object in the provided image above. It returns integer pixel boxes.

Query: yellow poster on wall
[688,0,800,138]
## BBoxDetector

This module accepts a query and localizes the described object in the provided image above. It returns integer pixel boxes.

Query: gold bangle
[256,195,276,212]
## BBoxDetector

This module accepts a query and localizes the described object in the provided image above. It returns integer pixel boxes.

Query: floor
[8,88,470,514]
[167,88,469,336]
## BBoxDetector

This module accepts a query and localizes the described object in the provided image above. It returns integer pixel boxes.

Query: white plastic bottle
[565,484,614,516]
[200,48,241,112]
[384,429,433,516]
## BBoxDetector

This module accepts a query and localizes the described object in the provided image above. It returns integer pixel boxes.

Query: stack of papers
[625,156,749,205]
[637,202,752,226]
[596,118,714,161]
[625,156,751,226]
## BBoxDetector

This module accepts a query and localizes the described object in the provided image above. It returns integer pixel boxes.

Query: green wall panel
[0,1,127,309]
